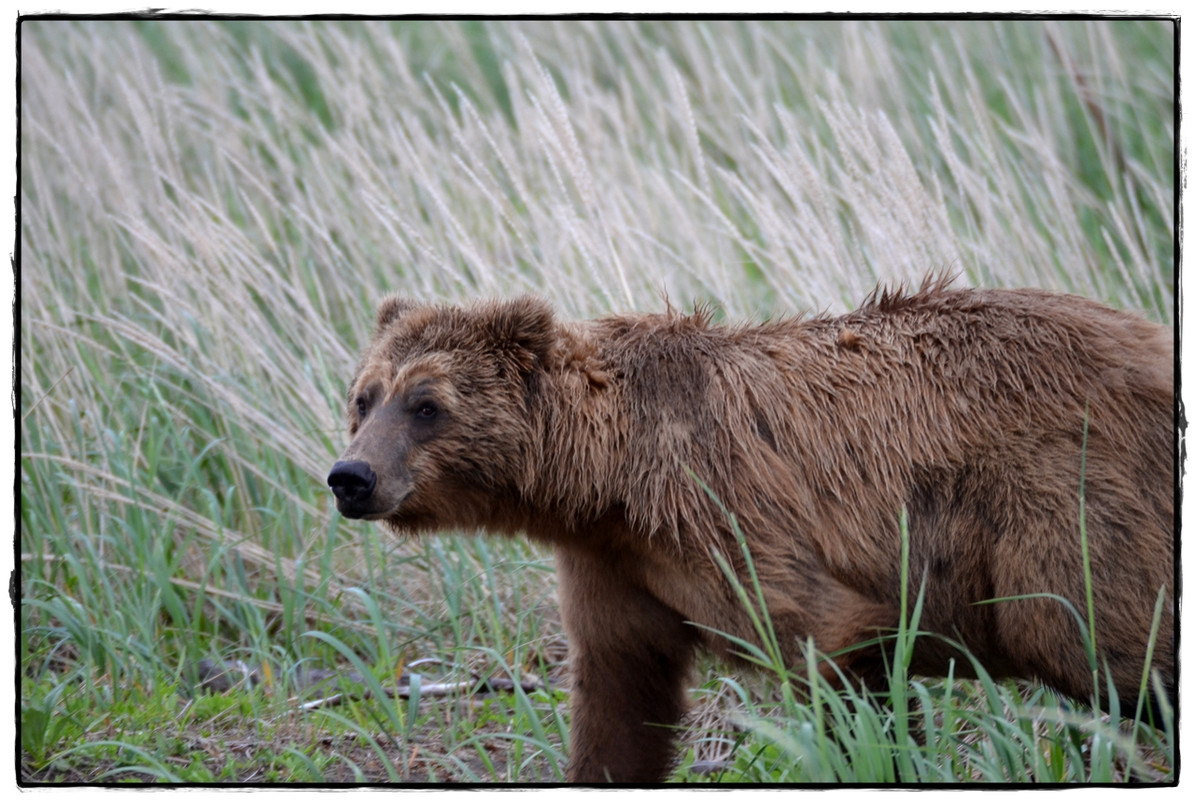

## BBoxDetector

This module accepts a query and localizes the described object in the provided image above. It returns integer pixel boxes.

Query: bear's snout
[327,459,378,516]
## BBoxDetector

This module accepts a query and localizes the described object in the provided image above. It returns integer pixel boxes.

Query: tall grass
[19,19,1174,782]
[682,508,1174,782]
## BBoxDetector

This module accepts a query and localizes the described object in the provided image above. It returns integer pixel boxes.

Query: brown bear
[327,283,1174,783]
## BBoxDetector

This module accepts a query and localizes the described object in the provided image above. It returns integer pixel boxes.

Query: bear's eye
[355,397,369,419]
[413,401,438,420]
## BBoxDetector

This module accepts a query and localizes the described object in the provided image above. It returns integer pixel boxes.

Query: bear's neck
[517,325,628,536]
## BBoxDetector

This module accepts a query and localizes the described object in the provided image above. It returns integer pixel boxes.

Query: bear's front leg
[555,547,700,783]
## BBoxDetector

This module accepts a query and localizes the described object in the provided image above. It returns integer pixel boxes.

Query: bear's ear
[482,296,557,371]
[374,295,422,332]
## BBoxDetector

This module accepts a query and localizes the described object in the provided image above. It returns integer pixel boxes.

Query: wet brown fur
[330,283,1174,783]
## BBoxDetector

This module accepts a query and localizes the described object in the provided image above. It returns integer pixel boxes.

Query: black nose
[327,460,377,508]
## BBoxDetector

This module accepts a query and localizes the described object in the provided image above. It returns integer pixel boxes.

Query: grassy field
[19,18,1175,783]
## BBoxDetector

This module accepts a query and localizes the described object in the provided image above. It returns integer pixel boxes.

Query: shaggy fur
[328,284,1174,783]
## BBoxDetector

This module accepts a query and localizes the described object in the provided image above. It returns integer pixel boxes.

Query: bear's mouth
[334,503,386,520]
[334,495,410,521]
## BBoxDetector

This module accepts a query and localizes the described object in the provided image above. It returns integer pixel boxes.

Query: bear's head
[328,295,557,533]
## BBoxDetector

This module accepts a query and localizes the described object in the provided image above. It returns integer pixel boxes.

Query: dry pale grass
[21,20,1172,584]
